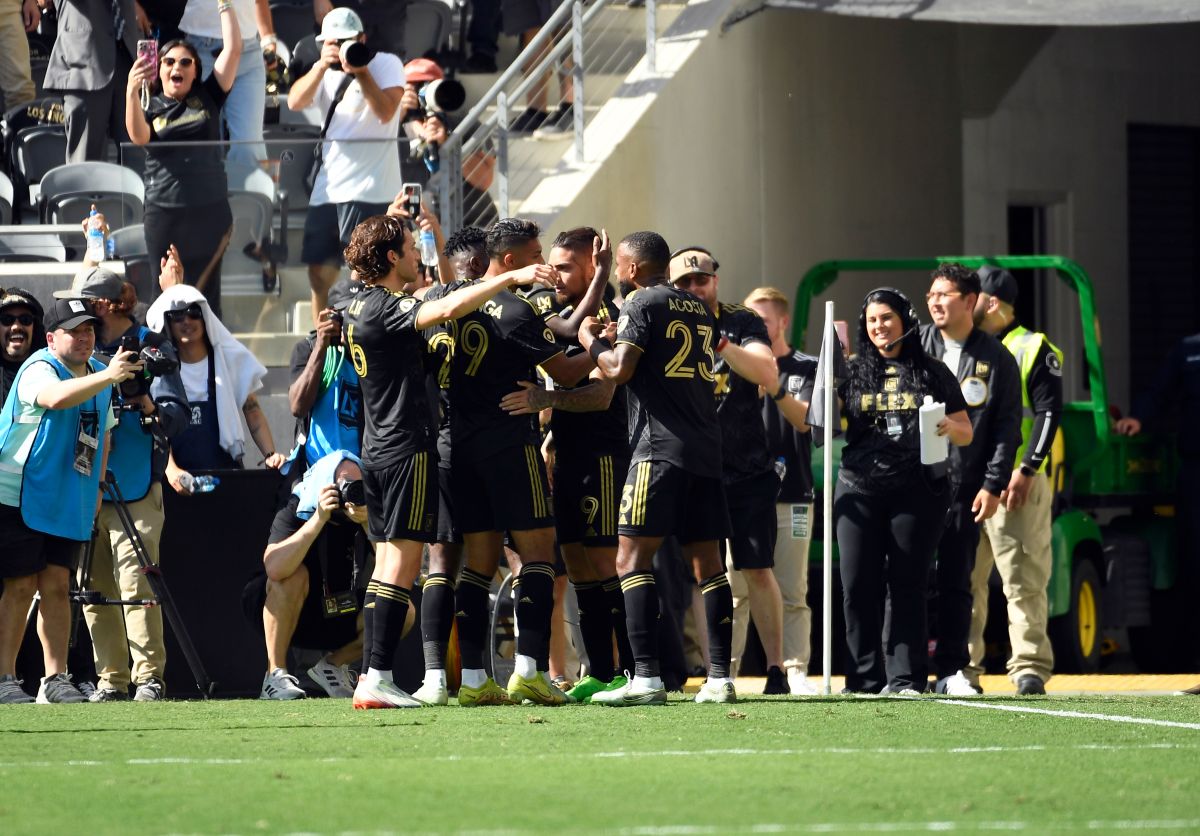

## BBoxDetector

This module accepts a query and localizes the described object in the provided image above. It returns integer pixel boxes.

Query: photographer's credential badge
[74,408,100,476]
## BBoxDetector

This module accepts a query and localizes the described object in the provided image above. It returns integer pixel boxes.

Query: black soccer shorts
[362,450,438,543]
[451,443,554,534]
[723,469,780,570]
[616,459,731,544]
[553,451,628,548]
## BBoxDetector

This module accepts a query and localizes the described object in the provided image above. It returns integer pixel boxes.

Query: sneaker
[1016,674,1046,696]
[509,107,549,135]
[695,678,737,704]
[0,674,33,704]
[76,680,97,700]
[89,687,129,702]
[260,668,306,700]
[352,677,421,709]
[788,668,818,695]
[133,678,165,702]
[307,656,355,698]
[532,103,574,140]
[935,670,981,696]
[1176,683,1200,696]
[36,672,87,704]
[458,677,514,706]
[413,679,449,706]
[763,666,789,695]
[567,674,611,704]
[887,688,923,697]
[507,671,571,705]
[591,677,666,706]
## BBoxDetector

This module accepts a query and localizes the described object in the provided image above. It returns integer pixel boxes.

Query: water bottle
[178,473,220,494]
[419,229,438,267]
[85,208,106,263]
[773,456,787,483]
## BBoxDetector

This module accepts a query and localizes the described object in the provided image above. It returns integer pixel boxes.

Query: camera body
[331,39,370,73]
[116,335,180,400]
[335,476,365,508]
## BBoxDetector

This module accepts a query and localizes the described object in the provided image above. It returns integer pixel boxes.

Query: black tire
[1048,558,1103,673]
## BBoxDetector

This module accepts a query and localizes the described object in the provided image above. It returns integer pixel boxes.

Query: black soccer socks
[516,562,556,671]
[455,568,493,670]
[421,573,456,671]
[700,573,733,679]
[361,581,379,675]
[369,582,411,672]
[603,576,634,674]
[620,570,660,679]
[573,580,614,681]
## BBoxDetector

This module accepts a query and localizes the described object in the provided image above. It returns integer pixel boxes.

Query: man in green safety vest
[966,267,1063,696]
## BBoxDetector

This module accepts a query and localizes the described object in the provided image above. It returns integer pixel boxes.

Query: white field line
[609,822,1200,834]
[1,742,1196,769]
[924,698,1200,730]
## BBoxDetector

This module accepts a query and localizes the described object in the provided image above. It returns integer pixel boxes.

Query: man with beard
[0,289,46,405]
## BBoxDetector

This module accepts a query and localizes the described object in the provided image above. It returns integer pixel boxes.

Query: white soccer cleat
[787,668,819,696]
[694,678,737,704]
[412,679,449,706]
[590,678,666,706]
[307,656,355,698]
[353,677,422,709]
[260,668,306,700]
[937,670,980,697]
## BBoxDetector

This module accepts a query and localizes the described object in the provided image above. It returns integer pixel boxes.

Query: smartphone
[137,39,158,68]
[402,183,421,219]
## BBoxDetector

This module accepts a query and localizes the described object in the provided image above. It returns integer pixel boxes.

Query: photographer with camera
[0,299,139,704]
[244,449,373,699]
[76,268,189,701]
[287,6,406,318]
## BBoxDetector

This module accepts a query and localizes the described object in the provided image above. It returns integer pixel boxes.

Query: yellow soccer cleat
[507,671,572,706]
[458,677,515,706]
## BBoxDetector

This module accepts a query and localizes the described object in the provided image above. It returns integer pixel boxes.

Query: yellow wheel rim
[1078,579,1097,659]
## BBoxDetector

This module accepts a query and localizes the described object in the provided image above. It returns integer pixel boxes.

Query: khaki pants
[82,484,167,690]
[967,472,1054,685]
[0,0,34,110]
[728,502,813,675]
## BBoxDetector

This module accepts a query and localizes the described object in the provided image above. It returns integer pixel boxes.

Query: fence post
[497,91,510,218]
[646,0,657,74]
[572,0,585,163]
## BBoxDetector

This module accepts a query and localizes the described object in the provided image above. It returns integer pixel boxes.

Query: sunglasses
[161,56,195,68]
[165,307,203,323]
[0,313,35,327]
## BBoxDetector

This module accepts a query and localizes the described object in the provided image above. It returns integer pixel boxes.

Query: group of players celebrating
[338,214,776,709]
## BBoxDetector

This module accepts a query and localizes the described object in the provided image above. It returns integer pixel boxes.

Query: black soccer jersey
[518,286,561,324]
[342,284,436,469]
[614,284,722,478]
[764,350,817,502]
[712,302,773,483]
[425,280,564,455]
[550,298,628,458]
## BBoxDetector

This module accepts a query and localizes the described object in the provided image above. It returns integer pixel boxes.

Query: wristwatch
[1019,463,1038,477]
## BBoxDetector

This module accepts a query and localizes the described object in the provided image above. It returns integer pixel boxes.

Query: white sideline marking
[614,823,1200,834]
[1,743,1195,770]
[927,698,1200,730]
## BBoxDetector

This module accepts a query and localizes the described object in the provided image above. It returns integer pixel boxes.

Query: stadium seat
[263,123,319,211]
[405,0,453,59]
[8,123,66,217]
[269,1,314,56]
[38,161,145,229]
[223,165,287,295]
[0,231,66,262]
[108,223,154,303]
[0,172,12,225]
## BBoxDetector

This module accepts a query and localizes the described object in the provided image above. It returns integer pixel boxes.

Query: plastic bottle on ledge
[85,208,106,263]
[178,474,220,494]
[419,229,438,266]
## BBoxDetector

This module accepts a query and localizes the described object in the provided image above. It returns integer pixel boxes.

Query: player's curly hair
[443,226,487,259]
[930,262,981,297]
[551,226,599,255]
[620,231,670,274]
[344,215,407,285]
[486,218,541,259]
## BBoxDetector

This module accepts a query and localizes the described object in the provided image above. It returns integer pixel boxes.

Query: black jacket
[1132,332,1200,460]
[920,324,1022,497]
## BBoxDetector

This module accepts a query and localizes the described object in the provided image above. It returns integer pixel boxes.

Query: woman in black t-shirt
[125,1,242,318]
[834,288,973,695]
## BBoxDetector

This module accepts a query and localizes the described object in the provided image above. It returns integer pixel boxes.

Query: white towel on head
[147,285,267,464]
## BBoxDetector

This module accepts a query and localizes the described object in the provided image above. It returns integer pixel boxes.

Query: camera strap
[311,75,355,180]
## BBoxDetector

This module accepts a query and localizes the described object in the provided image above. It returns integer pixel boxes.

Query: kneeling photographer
[245,450,373,700]
[79,268,189,702]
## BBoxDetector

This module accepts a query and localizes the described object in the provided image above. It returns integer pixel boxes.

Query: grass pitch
[2,694,1198,835]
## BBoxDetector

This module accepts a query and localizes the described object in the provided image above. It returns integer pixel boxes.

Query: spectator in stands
[287,7,405,317]
[504,0,573,137]
[0,299,138,703]
[179,0,277,174]
[0,0,38,112]
[245,449,370,699]
[146,284,285,486]
[311,0,406,58]
[77,267,188,702]
[464,0,500,73]
[125,5,242,318]
[283,277,362,481]
[0,288,45,404]
[41,0,149,162]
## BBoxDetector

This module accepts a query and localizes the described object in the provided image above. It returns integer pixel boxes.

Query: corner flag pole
[822,300,834,697]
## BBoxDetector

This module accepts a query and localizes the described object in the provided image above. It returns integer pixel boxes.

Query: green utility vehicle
[794,256,1186,673]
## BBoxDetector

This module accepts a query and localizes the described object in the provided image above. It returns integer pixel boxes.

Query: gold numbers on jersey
[664,320,716,381]
[346,324,368,377]
[581,495,599,527]
[459,321,489,376]
[427,332,454,389]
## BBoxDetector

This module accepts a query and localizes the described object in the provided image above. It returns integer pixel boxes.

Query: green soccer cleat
[567,675,609,704]
[457,677,514,706]
[507,672,572,705]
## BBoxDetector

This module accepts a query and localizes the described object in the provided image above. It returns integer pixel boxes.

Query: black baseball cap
[977,266,1018,306]
[44,298,100,332]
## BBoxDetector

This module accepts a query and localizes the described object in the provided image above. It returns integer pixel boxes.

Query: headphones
[861,287,920,352]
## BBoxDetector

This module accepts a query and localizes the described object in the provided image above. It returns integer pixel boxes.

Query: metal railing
[432,0,672,232]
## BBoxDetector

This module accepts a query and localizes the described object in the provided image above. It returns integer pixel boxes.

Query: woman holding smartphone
[834,288,973,696]
[125,0,242,318]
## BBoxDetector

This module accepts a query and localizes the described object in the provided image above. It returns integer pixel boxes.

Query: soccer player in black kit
[340,215,554,709]
[425,218,594,706]
[580,231,736,706]
[500,226,635,703]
